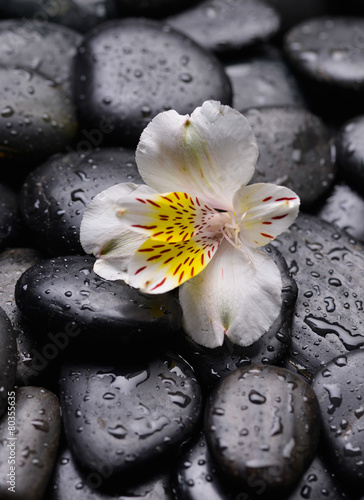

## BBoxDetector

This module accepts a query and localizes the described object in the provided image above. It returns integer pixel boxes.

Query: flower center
[220,211,242,250]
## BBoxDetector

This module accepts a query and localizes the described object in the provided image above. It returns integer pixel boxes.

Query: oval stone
[177,245,297,393]
[336,115,364,195]
[0,20,82,97]
[244,106,336,209]
[0,386,61,500]
[59,352,202,478]
[0,0,118,33]
[0,307,17,419]
[205,365,320,492]
[0,183,22,250]
[47,446,174,499]
[0,67,78,160]
[19,148,142,255]
[312,350,364,484]
[274,214,364,381]
[166,0,280,54]
[15,255,182,347]
[73,18,232,147]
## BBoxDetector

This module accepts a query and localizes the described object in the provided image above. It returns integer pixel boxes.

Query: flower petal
[127,229,223,294]
[233,183,300,248]
[136,100,258,211]
[80,183,154,281]
[115,191,222,243]
[179,240,282,348]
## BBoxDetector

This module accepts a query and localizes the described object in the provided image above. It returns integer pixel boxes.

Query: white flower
[80,101,300,348]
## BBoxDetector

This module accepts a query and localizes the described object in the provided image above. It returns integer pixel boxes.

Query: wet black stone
[0,386,61,500]
[316,182,364,243]
[0,0,118,33]
[312,350,364,485]
[0,67,78,160]
[264,0,331,33]
[286,454,347,500]
[336,115,364,195]
[0,247,45,385]
[0,183,22,250]
[0,307,16,420]
[59,352,202,479]
[284,18,364,119]
[244,106,336,209]
[273,214,364,381]
[0,20,82,97]
[174,432,244,500]
[166,0,280,54]
[225,47,305,113]
[73,18,232,147]
[115,0,199,17]
[205,365,320,493]
[19,148,142,256]
[15,255,182,347]
[177,245,297,393]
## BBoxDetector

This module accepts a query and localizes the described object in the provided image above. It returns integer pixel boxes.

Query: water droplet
[65,291,72,297]
[103,392,115,400]
[249,390,266,405]
[179,73,193,83]
[301,485,312,499]
[324,297,336,313]
[212,407,225,416]
[328,278,342,287]
[168,391,191,408]
[31,419,49,432]
[344,442,362,456]
[71,189,88,206]
[107,424,127,439]
[1,106,14,117]
[305,315,364,350]
[323,384,342,414]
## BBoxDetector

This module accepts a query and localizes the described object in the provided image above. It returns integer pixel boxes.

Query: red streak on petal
[161,249,171,253]
[174,192,180,200]
[272,214,288,220]
[208,250,211,259]
[196,197,201,206]
[177,251,183,257]
[166,236,173,242]
[262,221,272,225]
[179,271,184,284]
[184,193,189,199]
[275,197,297,202]
[191,267,194,277]
[173,264,182,276]
[161,196,173,202]
[182,233,188,241]
[136,198,147,204]
[150,277,167,291]
[260,233,274,239]
[147,255,162,261]
[153,231,164,237]
[262,196,272,202]
[184,257,189,264]
[138,248,154,252]
[134,266,147,275]
[164,257,173,264]
[132,224,158,230]
[152,244,165,248]
[146,199,160,208]
[201,254,205,265]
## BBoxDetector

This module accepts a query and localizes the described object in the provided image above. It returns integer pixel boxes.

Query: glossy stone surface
[312,350,364,484]
[0,386,61,500]
[19,148,142,255]
[60,352,202,478]
[166,0,280,54]
[0,247,45,385]
[15,255,182,346]
[245,106,336,209]
[0,307,17,419]
[264,0,330,32]
[0,67,78,160]
[177,245,297,393]
[205,365,320,493]
[0,20,82,96]
[0,183,22,250]
[336,115,364,194]
[73,18,232,147]
[274,214,364,381]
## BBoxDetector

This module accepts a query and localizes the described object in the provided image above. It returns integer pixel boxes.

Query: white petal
[136,100,258,211]
[179,240,282,348]
[233,183,300,248]
[80,183,154,281]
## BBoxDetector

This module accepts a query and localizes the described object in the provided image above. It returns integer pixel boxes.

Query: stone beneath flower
[80,100,300,348]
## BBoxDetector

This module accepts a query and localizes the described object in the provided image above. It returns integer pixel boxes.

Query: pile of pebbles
[1,0,364,498]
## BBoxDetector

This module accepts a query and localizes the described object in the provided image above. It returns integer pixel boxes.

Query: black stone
[225,47,305,113]
[316,182,364,243]
[115,0,200,17]
[205,365,320,493]
[0,67,78,160]
[73,18,232,147]
[174,432,244,500]
[284,17,364,120]
[59,352,202,478]
[19,148,143,256]
[0,307,17,420]
[244,106,336,209]
[15,254,182,347]
[336,115,364,195]
[0,20,82,97]
[312,350,364,485]
[0,183,22,250]
[47,445,174,499]
[176,245,297,393]
[0,386,61,500]
[264,0,331,33]
[274,214,364,381]
[0,0,118,33]
[286,454,347,500]
[0,247,45,385]
[166,0,280,54]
